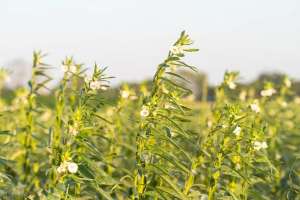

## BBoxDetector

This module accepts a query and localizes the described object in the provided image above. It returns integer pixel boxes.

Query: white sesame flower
[164,103,174,109]
[56,165,65,174]
[239,90,247,101]
[169,65,177,72]
[260,88,276,97]
[235,163,241,170]
[162,86,169,94]
[84,76,92,83]
[200,194,208,200]
[100,86,108,91]
[4,75,11,84]
[207,120,213,128]
[130,95,138,100]
[170,45,184,55]
[228,81,237,90]
[57,162,67,174]
[294,97,300,104]
[120,90,130,99]
[233,126,241,136]
[275,153,281,160]
[62,65,69,73]
[261,141,268,149]
[253,141,261,151]
[191,169,197,176]
[250,102,260,113]
[284,78,292,88]
[69,125,78,136]
[67,162,78,174]
[69,65,77,73]
[90,81,101,90]
[140,106,150,117]
[253,141,268,151]
[170,131,176,137]
[280,101,288,108]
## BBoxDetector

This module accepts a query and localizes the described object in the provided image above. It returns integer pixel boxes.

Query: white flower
[260,88,276,97]
[294,97,300,104]
[170,45,184,55]
[57,161,78,174]
[101,86,108,91]
[170,131,176,137]
[250,102,260,113]
[253,141,261,151]
[164,103,174,109]
[261,141,268,149]
[207,120,213,128]
[162,86,169,94]
[233,126,241,136]
[57,162,68,174]
[253,141,268,151]
[284,78,292,88]
[4,75,11,83]
[228,81,237,90]
[200,194,208,200]
[120,90,130,99]
[140,106,150,117]
[169,65,177,72]
[62,65,77,73]
[69,125,78,136]
[275,153,281,160]
[84,76,92,83]
[67,162,78,174]
[62,65,69,73]
[280,101,288,108]
[69,65,77,73]
[239,90,247,101]
[57,163,67,174]
[130,95,138,100]
[90,81,101,90]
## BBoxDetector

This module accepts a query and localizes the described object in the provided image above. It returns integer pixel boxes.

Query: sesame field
[0,32,300,199]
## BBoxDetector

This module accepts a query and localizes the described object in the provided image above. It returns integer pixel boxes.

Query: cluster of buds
[224,72,239,90]
[57,161,78,174]
[231,155,241,170]
[260,88,276,97]
[85,76,107,91]
[120,89,138,100]
[170,45,185,55]
[120,90,130,99]
[62,65,77,74]
[164,103,175,110]
[253,141,268,151]
[69,123,79,136]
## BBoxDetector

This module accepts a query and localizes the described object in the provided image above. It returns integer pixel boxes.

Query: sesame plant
[199,72,274,199]
[0,32,299,200]
[134,31,200,199]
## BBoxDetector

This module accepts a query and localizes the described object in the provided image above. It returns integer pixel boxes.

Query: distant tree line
[1,70,300,107]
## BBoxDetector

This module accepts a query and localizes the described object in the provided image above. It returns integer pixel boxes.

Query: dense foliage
[0,32,299,199]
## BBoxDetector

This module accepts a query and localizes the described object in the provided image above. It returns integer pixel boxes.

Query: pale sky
[1,0,300,85]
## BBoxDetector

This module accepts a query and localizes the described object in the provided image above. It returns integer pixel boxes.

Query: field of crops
[0,32,299,199]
